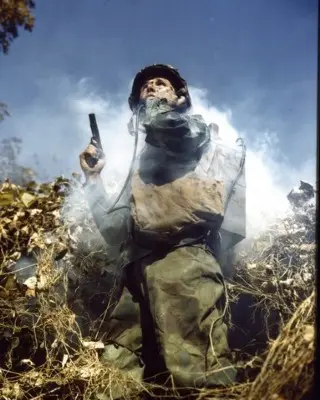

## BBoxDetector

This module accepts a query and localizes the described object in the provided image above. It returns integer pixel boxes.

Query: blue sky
[0,0,318,176]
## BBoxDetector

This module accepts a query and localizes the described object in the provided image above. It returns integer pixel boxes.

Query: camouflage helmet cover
[128,64,192,111]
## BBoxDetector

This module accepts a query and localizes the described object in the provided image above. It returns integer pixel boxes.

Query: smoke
[190,87,316,237]
[0,76,316,238]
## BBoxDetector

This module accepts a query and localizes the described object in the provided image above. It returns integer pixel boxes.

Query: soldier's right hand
[79,144,106,178]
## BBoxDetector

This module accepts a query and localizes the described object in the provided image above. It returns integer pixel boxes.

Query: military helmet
[128,64,192,111]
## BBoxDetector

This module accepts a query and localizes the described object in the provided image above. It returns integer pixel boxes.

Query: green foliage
[0,0,35,54]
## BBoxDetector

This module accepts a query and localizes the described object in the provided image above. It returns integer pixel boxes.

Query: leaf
[29,209,42,216]
[4,274,17,291]
[0,226,8,239]
[20,226,29,234]
[0,287,9,299]
[20,192,36,207]
[10,252,21,261]
[25,288,36,297]
[0,192,14,206]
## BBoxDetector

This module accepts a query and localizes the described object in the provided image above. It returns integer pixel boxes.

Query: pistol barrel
[89,113,102,149]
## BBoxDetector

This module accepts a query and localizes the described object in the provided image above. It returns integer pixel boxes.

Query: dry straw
[0,177,315,399]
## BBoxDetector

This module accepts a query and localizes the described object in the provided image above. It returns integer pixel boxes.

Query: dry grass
[228,203,315,337]
[247,291,315,400]
[0,177,316,399]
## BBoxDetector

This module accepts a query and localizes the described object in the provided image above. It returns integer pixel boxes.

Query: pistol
[86,113,104,168]
[89,113,103,150]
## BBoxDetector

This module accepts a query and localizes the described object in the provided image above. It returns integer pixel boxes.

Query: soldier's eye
[156,79,166,86]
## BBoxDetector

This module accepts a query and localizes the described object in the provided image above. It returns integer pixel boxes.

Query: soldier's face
[139,77,178,105]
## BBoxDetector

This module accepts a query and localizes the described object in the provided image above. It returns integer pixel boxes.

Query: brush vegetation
[0,173,315,400]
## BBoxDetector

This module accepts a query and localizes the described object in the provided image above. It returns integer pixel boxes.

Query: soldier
[79,64,246,395]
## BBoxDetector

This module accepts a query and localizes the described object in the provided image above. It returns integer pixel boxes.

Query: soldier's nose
[146,85,155,93]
